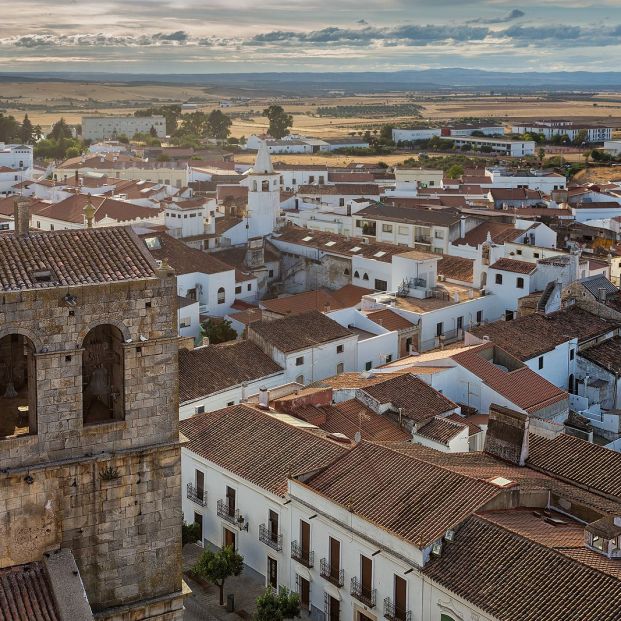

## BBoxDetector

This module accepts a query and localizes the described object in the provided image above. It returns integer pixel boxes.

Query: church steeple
[252,140,275,175]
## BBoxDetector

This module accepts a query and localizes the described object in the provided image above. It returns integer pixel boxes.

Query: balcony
[187,483,207,507]
[384,598,413,621]
[217,499,248,530]
[259,524,283,552]
[320,558,344,587]
[351,577,376,608]
[291,541,314,568]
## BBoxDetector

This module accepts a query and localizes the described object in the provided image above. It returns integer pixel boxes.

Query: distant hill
[2,68,621,94]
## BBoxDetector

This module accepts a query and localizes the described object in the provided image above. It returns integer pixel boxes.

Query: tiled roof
[302,441,500,547]
[355,204,462,227]
[436,255,474,283]
[580,336,621,374]
[311,371,412,390]
[211,245,280,269]
[361,373,457,423]
[468,307,619,361]
[0,226,158,292]
[580,274,618,299]
[0,562,60,621]
[261,285,372,316]
[140,232,234,275]
[453,221,523,246]
[327,172,375,183]
[451,344,568,414]
[527,433,621,500]
[227,307,266,326]
[423,514,621,621]
[297,183,380,196]
[416,416,468,445]
[179,404,348,496]
[489,187,544,201]
[365,309,415,331]
[249,310,354,353]
[447,412,487,435]
[178,341,284,402]
[488,257,537,274]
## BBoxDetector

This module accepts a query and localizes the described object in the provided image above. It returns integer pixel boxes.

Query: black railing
[259,524,283,551]
[351,577,376,608]
[384,597,413,621]
[217,499,237,524]
[187,483,207,507]
[291,541,314,568]
[320,558,344,587]
[324,591,340,621]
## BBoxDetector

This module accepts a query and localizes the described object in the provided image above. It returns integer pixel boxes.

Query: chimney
[323,302,331,313]
[201,336,210,347]
[83,194,95,229]
[258,386,269,410]
[598,287,608,303]
[459,215,466,239]
[13,196,30,236]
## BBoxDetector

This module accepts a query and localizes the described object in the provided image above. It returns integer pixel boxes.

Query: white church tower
[240,140,280,238]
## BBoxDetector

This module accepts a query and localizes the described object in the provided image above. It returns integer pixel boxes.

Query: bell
[3,382,17,399]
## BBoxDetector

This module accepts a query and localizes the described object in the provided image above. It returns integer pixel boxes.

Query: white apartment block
[82,115,166,140]
[511,121,613,143]
[392,128,442,143]
[440,136,535,157]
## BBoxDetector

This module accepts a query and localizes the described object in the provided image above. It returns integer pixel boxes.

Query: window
[217,287,225,304]
[434,230,444,239]
[247,284,252,291]
[296,356,304,366]
[516,277,524,289]
[82,324,125,425]
[440,615,456,621]
[365,361,372,371]
[398,226,408,235]
[382,224,393,233]
[457,316,463,331]
[436,322,443,337]
[354,271,360,279]
[344,268,350,276]
[385,354,392,363]
[336,344,344,354]
[538,356,544,370]
[374,278,388,291]
[227,401,234,406]
[180,316,191,328]
[296,375,304,384]
[268,270,274,278]
[336,362,344,375]
[195,405,205,414]
[235,285,242,294]
[0,333,37,439]
[516,249,523,255]
[495,273,503,285]
[476,310,483,324]
[362,273,369,281]
[534,252,540,258]
[339,198,345,207]
[570,349,575,361]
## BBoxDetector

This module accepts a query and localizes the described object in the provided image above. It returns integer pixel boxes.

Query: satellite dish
[354,431,362,444]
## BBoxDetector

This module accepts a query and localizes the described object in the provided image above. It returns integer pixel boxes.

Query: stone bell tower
[0,218,186,620]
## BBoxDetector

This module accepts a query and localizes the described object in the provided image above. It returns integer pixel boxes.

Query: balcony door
[269,509,279,542]
[394,575,407,620]
[360,555,372,600]
[196,470,204,499]
[329,537,340,576]
[226,486,236,515]
[298,576,310,609]
[300,520,310,559]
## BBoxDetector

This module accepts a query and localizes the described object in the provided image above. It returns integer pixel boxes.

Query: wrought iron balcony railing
[291,541,314,568]
[320,558,344,587]
[216,499,248,530]
[187,483,207,507]
[384,597,413,621]
[351,576,376,608]
[259,524,283,551]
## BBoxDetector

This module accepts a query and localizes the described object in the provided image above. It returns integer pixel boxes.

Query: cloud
[469,9,525,25]
[3,31,191,48]
[499,23,621,47]
[357,19,368,25]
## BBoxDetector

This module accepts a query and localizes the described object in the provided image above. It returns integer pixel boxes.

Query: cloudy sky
[1,0,620,74]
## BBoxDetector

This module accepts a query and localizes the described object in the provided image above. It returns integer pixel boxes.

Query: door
[298,576,310,609]
[269,509,279,542]
[224,528,236,549]
[394,575,407,621]
[358,613,373,621]
[194,512,203,543]
[226,486,236,515]
[329,597,340,621]
[268,557,278,589]
[360,555,372,600]
[300,520,310,560]
[329,537,340,576]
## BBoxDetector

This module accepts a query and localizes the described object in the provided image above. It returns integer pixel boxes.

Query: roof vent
[32,269,53,283]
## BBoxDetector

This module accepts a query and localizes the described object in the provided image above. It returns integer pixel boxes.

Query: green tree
[48,118,71,141]
[255,587,301,621]
[263,105,293,139]
[537,147,546,168]
[0,113,21,142]
[181,111,209,137]
[149,125,158,138]
[201,319,237,345]
[135,105,181,135]
[32,125,43,142]
[206,110,232,140]
[20,114,34,144]
[446,164,464,179]
[65,146,81,159]
[574,129,588,146]
[182,521,201,546]
[192,546,244,605]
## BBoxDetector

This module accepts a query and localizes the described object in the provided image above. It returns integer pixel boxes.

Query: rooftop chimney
[13,196,30,236]
[258,387,269,410]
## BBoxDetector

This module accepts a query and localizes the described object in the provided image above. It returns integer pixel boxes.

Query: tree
[573,129,588,146]
[180,111,209,137]
[446,164,464,179]
[380,124,395,144]
[32,125,43,142]
[149,125,158,138]
[263,105,293,139]
[191,546,244,605]
[182,521,201,546]
[48,118,71,141]
[537,147,546,169]
[255,587,301,621]
[201,318,237,345]
[0,113,21,143]
[20,114,34,144]
[135,105,181,135]
[206,110,232,140]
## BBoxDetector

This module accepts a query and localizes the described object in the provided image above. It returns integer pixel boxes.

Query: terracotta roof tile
[179,404,348,496]
[179,341,283,402]
[261,285,372,316]
[416,416,468,445]
[453,221,522,246]
[0,226,157,291]
[580,336,621,374]
[249,310,354,353]
[365,309,415,331]
[488,257,537,274]
[437,255,474,283]
[297,183,380,196]
[0,562,60,621]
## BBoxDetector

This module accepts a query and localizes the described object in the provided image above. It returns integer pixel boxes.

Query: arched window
[217,287,226,304]
[82,325,124,425]
[252,180,258,192]
[344,268,350,276]
[0,334,37,438]
[363,273,369,281]
[262,180,270,191]
[354,271,360,278]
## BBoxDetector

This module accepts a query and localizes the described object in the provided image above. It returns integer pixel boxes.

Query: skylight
[374,251,386,258]
[325,241,336,247]
[350,246,362,252]
[302,236,313,242]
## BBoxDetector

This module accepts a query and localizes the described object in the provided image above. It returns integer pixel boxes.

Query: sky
[1,0,621,74]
